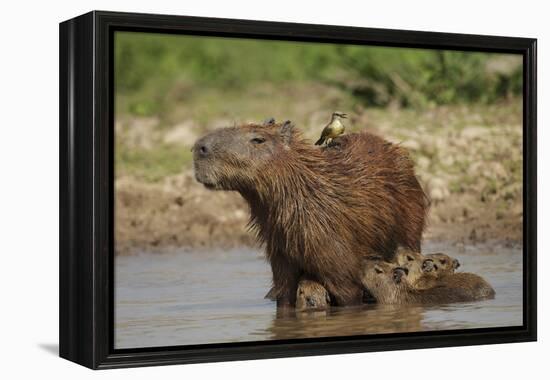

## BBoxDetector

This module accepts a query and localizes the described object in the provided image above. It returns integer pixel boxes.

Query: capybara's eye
[250,137,266,144]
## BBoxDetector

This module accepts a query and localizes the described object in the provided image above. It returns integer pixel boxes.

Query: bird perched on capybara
[193,120,429,306]
[315,112,347,146]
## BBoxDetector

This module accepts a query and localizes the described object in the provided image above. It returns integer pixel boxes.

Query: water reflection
[115,241,522,349]
[266,305,424,340]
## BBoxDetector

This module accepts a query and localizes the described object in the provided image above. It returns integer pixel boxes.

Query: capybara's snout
[422,259,435,272]
[192,134,220,189]
[393,267,408,284]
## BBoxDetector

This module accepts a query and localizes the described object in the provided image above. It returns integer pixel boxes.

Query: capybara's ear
[263,117,276,126]
[280,120,294,146]
[452,258,460,269]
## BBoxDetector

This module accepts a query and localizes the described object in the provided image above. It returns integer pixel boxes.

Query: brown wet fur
[394,248,430,286]
[295,279,331,310]
[425,252,460,275]
[395,248,459,290]
[362,260,495,304]
[193,121,429,306]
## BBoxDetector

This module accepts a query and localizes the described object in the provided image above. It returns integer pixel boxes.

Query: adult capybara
[193,120,429,306]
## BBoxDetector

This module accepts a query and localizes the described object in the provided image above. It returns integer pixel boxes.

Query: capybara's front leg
[325,281,364,306]
[269,254,301,307]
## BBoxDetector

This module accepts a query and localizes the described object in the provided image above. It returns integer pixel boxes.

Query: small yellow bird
[315,112,347,146]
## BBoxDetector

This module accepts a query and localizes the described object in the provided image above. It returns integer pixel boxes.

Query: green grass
[114,32,522,119]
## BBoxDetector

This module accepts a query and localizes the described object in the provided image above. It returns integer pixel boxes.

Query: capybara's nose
[193,138,211,158]
[393,268,406,284]
[306,297,315,307]
[198,144,208,156]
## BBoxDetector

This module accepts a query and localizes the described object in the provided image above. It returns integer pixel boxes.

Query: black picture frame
[59,10,537,369]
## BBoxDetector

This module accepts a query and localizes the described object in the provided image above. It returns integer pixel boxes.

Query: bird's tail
[315,137,325,146]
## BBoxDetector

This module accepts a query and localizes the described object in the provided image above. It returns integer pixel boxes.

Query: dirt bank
[115,173,257,255]
[115,171,522,255]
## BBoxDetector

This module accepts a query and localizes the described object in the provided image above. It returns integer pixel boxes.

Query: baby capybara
[296,279,331,311]
[362,260,495,304]
[193,120,428,306]
[425,252,461,273]
[395,249,459,290]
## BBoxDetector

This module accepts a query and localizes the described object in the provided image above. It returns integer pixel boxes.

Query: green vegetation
[115,32,522,118]
[337,47,521,107]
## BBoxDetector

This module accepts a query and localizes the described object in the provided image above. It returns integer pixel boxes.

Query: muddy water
[115,241,522,349]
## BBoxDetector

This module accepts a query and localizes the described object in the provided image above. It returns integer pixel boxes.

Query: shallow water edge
[115,240,522,349]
